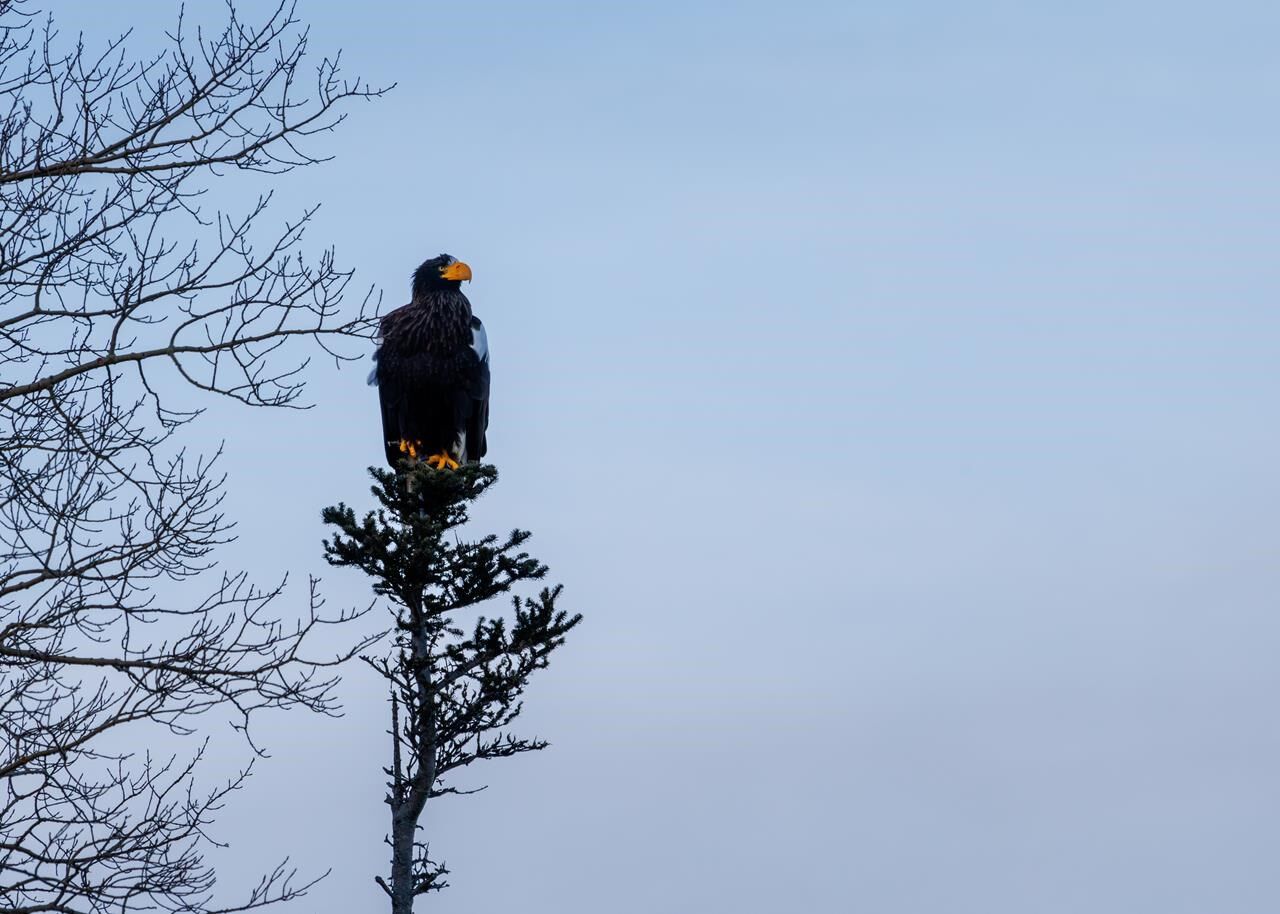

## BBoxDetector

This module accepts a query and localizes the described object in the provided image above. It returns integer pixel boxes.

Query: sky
[48,1,1280,911]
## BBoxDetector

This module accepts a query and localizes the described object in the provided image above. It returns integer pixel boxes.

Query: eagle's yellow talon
[394,440,457,469]
[425,452,460,471]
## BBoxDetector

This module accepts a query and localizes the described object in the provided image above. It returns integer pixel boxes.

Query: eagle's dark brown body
[370,255,489,468]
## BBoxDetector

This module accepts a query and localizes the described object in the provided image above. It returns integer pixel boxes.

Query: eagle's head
[412,254,472,299]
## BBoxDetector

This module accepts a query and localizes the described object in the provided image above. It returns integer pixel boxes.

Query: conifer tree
[321,464,581,912]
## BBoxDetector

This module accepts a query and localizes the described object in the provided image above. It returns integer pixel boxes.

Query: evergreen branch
[319,463,582,911]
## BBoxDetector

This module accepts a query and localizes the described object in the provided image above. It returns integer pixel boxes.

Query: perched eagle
[368,254,490,470]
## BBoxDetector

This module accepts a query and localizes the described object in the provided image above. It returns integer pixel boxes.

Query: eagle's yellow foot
[397,440,420,460]
[425,452,460,471]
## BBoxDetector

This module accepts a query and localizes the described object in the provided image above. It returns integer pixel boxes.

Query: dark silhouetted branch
[1,2,386,912]
[322,465,581,913]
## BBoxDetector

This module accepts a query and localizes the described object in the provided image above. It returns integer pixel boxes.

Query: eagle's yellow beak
[441,260,472,281]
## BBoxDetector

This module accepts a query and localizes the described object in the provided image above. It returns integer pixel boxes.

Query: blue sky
[51,1,1280,910]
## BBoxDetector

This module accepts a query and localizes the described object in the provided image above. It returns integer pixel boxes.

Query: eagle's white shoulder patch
[470,318,489,363]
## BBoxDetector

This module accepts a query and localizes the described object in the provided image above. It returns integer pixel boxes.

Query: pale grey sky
[51,1,1280,911]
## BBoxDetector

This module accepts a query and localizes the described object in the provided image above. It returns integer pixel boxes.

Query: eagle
[368,254,490,470]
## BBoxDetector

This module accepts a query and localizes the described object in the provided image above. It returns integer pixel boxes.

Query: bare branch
[1,2,387,912]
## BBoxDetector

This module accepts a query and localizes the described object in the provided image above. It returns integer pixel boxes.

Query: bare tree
[0,2,385,911]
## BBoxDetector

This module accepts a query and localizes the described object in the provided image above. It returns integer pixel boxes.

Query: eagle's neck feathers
[397,290,472,355]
